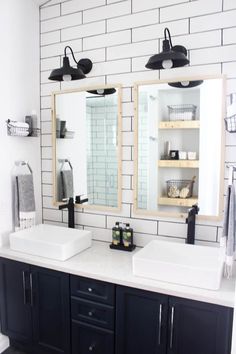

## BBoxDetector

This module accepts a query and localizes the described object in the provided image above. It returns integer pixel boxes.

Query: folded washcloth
[221,183,236,278]
[14,174,36,231]
[61,170,74,199]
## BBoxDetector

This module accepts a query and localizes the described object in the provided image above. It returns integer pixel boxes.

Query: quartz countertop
[0,241,234,307]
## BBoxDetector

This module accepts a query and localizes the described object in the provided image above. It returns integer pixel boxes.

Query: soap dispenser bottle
[112,222,122,245]
[123,223,133,248]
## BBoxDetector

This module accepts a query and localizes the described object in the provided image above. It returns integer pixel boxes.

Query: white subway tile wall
[40,0,236,246]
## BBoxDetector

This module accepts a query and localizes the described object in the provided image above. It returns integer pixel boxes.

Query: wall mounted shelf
[159,120,200,129]
[158,196,198,207]
[158,160,199,168]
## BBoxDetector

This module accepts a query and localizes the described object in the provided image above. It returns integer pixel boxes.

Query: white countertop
[0,241,235,308]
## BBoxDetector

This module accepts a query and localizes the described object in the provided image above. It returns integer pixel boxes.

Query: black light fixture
[87,88,117,96]
[168,80,204,88]
[145,28,189,70]
[48,46,93,82]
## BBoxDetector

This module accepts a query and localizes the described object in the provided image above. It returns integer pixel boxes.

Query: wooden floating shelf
[158,197,198,207]
[159,120,200,129]
[158,160,199,168]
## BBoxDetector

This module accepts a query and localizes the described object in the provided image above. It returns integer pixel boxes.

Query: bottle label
[123,231,131,246]
[112,230,120,245]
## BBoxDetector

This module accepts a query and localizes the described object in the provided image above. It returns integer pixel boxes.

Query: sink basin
[10,224,92,261]
[133,240,224,290]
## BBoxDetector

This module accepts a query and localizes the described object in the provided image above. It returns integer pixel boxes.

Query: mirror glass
[135,77,225,219]
[52,86,122,209]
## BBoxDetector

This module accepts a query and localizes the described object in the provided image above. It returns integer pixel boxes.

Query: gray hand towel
[222,184,236,278]
[61,170,74,199]
[14,174,36,231]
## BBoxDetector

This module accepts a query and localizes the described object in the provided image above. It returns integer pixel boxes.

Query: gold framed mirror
[134,75,226,220]
[51,84,122,211]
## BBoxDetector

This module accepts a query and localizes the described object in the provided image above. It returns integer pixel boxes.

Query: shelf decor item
[166,178,195,199]
[168,104,197,121]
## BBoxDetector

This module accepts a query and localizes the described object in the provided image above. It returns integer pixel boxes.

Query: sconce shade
[168,80,203,88]
[48,46,93,82]
[48,57,86,81]
[145,28,189,70]
[87,88,116,95]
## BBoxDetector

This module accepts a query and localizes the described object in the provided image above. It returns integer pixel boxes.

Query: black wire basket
[225,115,236,133]
[6,120,40,137]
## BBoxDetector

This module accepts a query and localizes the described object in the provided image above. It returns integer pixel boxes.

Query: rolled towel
[8,120,29,128]
[9,129,29,137]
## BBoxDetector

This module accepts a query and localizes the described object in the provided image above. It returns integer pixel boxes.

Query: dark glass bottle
[123,223,133,247]
[112,222,122,245]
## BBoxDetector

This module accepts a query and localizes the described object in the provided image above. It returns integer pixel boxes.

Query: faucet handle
[75,195,82,203]
[192,204,199,214]
[75,195,88,204]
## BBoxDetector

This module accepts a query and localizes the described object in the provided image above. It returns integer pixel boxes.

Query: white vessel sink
[133,240,224,290]
[10,224,92,261]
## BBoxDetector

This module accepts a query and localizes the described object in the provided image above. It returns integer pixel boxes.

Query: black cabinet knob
[89,344,95,351]
[88,310,95,317]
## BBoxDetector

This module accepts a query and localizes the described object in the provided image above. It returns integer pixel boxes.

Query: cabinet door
[116,286,168,354]
[168,297,233,354]
[72,320,114,354]
[0,258,32,343]
[31,266,70,354]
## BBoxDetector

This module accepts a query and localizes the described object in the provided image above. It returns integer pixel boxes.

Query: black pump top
[115,222,120,226]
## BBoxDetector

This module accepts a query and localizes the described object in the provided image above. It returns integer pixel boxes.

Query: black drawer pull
[89,344,95,351]
[88,310,95,317]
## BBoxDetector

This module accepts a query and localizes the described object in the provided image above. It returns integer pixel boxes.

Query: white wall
[40,0,236,246]
[0,0,41,235]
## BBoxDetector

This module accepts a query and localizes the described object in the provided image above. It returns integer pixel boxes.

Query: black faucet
[59,195,89,229]
[59,197,75,228]
[185,204,199,245]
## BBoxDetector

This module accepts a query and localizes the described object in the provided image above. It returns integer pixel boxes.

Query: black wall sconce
[145,28,189,70]
[48,46,93,82]
[168,80,203,88]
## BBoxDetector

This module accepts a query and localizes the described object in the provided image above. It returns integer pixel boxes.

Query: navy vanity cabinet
[168,297,233,354]
[0,258,71,354]
[116,286,168,354]
[116,286,233,354]
[0,259,32,343]
[70,275,115,354]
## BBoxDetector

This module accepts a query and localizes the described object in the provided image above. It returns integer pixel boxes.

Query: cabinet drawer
[72,320,114,354]
[70,276,114,305]
[71,297,114,330]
